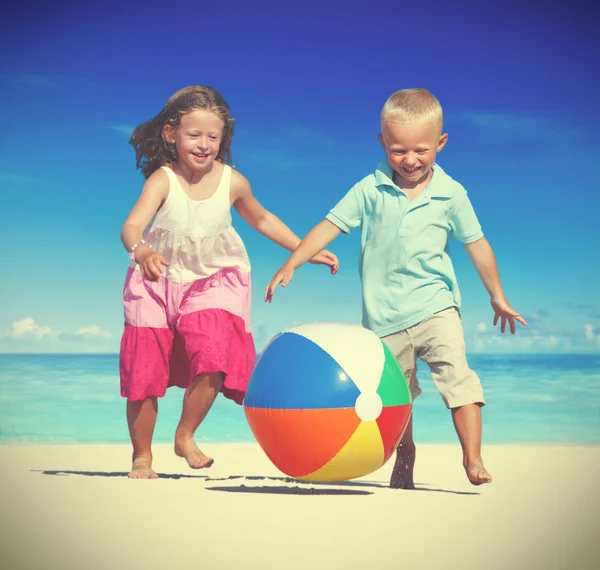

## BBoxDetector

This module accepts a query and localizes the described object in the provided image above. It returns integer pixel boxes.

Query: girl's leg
[126,397,159,479]
[174,372,225,468]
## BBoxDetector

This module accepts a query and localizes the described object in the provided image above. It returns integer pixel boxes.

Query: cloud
[10,318,53,339]
[0,170,39,183]
[244,149,305,170]
[109,125,135,137]
[75,326,112,339]
[3,73,59,89]
[522,310,549,323]
[241,123,334,171]
[472,320,600,353]
[566,303,600,320]
[2,318,111,344]
[584,324,600,348]
[449,111,586,143]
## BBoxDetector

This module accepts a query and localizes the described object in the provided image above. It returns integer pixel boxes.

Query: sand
[1,443,599,570]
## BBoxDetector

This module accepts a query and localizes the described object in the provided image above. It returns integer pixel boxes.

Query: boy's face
[378,120,448,188]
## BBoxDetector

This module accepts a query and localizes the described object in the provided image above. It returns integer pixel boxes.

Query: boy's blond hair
[381,88,443,131]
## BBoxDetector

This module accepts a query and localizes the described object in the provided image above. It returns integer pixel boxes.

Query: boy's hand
[264,265,295,303]
[308,249,339,274]
[491,297,528,334]
[136,247,170,282]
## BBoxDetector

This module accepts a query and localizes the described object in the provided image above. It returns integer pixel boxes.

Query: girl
[120,85,338,479]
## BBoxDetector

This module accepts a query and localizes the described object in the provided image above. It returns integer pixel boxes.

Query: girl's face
[163,109,224,174]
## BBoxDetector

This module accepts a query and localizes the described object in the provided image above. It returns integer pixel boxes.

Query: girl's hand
[308,249,339,274]
[136,247,169,281]
[491,297,528,334]
[264,265,295,303]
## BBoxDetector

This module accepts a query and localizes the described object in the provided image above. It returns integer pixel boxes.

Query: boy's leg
[417,308,491,485]
[126,397,159,479]
[451,404,492,485]
[389,416,415,489]
[174,372,225,468]
[382,330,420,489]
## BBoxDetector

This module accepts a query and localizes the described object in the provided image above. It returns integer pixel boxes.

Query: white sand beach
[1,443,599,570]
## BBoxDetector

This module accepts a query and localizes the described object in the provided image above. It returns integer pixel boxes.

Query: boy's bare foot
[128,453,159,479]
[174,435,214,469]
[464,457,492,485]
[389,444,416,489]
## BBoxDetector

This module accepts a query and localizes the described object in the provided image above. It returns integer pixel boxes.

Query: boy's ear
[162,124,176,144]
[437,133,449,151]
[377,134,386,151]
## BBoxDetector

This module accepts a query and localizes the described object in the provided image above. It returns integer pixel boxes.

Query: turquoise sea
[0,353,599,445]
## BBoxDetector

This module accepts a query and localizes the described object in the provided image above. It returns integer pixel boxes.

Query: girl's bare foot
[464,457,492,485]
[389,443,416,489]
[128,453,159,479]
[174,434,214,469]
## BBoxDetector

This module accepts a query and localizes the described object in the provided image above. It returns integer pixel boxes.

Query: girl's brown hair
[130,85,234,178]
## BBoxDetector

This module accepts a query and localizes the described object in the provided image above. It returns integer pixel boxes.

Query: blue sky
[0,0,598,354]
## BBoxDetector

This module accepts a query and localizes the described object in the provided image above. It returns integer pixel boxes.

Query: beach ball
[243,323,412,482]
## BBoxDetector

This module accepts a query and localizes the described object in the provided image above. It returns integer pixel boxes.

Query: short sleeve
[449,184,484,244]
[325,182,365,234]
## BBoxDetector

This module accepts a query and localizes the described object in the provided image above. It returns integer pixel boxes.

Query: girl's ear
[162,124,176,144]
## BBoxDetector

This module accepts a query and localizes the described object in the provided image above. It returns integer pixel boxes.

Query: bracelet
[129,239,152,262]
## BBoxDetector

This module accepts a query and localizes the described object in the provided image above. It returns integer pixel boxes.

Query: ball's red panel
[244,406,361,477]
[375,404,412,461]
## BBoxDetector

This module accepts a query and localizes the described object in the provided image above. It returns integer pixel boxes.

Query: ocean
[0,353,599,445]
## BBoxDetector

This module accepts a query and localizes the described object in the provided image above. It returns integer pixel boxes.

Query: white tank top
[139,164,251,283]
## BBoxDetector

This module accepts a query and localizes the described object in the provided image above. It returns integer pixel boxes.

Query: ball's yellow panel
[297,420,384,482]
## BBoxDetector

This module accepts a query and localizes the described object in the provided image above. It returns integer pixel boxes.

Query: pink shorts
[119,266,256,404]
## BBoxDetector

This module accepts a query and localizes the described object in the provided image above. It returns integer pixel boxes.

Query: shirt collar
[374,157,453,198]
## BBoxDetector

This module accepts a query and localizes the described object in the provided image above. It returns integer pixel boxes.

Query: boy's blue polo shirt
[325,158,484,337]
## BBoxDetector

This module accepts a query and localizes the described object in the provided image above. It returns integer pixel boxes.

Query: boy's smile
[378,121,448,190]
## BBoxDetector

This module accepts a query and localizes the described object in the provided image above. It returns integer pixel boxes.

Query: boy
[264,88,527,488]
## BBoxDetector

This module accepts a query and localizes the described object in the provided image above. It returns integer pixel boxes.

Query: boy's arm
[464,237,528,334]
[264,220,342,302]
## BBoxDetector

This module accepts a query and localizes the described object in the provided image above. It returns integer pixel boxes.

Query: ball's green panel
[377,341,411,406]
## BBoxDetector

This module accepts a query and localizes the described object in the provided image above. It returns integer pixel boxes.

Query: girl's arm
[232,171,339,269]
[265,220,342,302]
[121,168,170,281]
[464,236,527,333]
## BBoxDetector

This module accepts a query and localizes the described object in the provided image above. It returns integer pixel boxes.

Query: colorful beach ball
[243,323,412,482]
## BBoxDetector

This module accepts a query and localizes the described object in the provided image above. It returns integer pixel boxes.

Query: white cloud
[11,318,53,339]
[2,319,111,344]
[109,125,135,137]
[0,170,39,183]
[75,326,111,339]
[476,322,488,332]
[584,324,600,348]
[5,73,59,89]
[449,111,586,144]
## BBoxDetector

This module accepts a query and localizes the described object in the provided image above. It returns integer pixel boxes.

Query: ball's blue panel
[244,332,360,410]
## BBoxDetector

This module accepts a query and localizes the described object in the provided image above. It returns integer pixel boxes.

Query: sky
[0,0,598,354]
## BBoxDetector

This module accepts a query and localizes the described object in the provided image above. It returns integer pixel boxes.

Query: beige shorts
[382,307,485,409]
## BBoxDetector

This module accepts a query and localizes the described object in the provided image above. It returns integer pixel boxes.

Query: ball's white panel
[283,322,384,393]
[354,392,383,421]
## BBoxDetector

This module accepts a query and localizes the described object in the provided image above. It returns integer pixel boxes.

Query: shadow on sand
[35,469,479,496]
